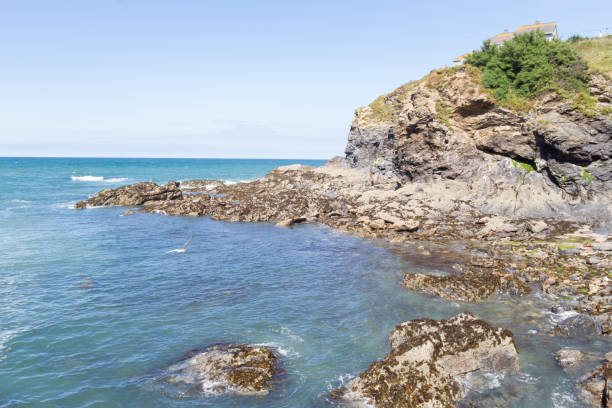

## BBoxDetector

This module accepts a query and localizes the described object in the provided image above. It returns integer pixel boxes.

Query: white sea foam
[11,199,30,203]
[549,310,578,325]
[223,179,257,186]
[551,391,579,407]
[259,342,300,358]
[0,326,30,362]
[71,176,104,181]
[279,326,304,343]
[71,176,127,182]
[325,373,356,391]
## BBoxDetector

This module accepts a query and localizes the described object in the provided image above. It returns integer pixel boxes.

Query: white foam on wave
[549,310,578,325]
[55,201,78,209]
[222,178,259,186]
[71,176,103,181]
[325,373,356,391]
[279,326,304,343]
[0,326,30,362]
[11,199,30,203]
[255,342,300,358]
[71,176,128,183]
[551,391,579,407]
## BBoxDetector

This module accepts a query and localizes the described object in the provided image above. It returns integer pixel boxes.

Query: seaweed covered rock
[402,269,530,302]
[332,312,519,407]
[179,179,224,192]
[576,360,611,406]
[75,181,182,208]
[162,343,278,395]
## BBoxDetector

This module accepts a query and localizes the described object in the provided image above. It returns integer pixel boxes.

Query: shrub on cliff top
[466,31,589,103]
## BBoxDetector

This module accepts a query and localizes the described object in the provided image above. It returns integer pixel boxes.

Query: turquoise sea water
[0,158,609,408]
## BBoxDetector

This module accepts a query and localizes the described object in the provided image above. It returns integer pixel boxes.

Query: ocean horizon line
[0,155,330,161]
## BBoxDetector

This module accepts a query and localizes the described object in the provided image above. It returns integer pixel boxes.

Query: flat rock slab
[332,312,519,408]
[162,343,278,396]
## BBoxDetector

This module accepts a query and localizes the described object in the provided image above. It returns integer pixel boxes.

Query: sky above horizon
[1,0,610,159]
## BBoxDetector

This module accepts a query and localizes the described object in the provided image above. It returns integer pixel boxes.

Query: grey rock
[554,314,602,337]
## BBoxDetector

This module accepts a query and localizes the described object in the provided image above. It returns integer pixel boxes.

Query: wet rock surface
[576,360,611,407]
[331,312,519,408]
[162,343,278,396]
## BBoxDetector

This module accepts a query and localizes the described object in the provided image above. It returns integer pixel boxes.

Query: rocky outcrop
[162,343,278,395]
[331,313,519,407]
[576,360,611,406]
[344,68,612,225]
[75,181,182,208]
[178,179,224,192]
[402,266,530,303]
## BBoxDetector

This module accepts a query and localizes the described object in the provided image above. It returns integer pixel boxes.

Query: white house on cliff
[453,21,559,65]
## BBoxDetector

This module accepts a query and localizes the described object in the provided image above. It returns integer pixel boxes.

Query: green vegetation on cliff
[568,35,612,76]
[465,31,588,103]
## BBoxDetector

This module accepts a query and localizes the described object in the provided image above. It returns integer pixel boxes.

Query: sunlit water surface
[0,158,609,407]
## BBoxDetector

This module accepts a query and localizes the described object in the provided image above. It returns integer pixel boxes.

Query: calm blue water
[0,158,609,408]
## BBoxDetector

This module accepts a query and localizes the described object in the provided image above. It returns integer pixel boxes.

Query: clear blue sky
[1,0,610,158]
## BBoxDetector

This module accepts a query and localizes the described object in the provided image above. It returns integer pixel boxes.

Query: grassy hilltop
[363,33,612,122]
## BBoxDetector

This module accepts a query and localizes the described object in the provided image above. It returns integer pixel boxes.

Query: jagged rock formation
[344,68,612,225]
[161,343,278,395]
[576,359,611,406]
[75,181,182,208]
[331,312,519,408]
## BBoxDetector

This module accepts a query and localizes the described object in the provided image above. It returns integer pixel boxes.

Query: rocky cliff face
[344,68,612,225]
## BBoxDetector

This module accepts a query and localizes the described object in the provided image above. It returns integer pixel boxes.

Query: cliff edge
[344,66,612,226]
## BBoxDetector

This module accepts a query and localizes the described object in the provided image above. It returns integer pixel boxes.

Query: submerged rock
[554,314,602,337]
[402,269,530,303]
[75,181,181,208]
[163,343,278,396]
[576,360,611,406]
[332,312,519,408]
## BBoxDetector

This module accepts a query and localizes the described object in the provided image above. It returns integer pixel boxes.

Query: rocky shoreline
[75,66,611,406]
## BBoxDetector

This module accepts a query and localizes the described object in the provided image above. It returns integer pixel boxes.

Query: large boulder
[332,312,519,407]
[162,343,278,395]
[75,181,182,208]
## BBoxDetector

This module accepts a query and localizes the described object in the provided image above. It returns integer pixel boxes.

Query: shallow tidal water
[1,158,610,408]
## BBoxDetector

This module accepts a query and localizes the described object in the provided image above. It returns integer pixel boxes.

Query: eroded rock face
[332,312,519,408]
[344,68,612,220]
[163,343,278,396]
[75,181,182,208]
[576,360,611,406]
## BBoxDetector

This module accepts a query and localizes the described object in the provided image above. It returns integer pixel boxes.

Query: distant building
[514,21,558,41]
[489,30,515,45]
[452,53,472,66]
[453,21,559,64]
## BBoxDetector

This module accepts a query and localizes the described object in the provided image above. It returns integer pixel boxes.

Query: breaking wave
[71,176,128,183]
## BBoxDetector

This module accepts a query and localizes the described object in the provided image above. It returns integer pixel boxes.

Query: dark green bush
[466,31,588,102]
